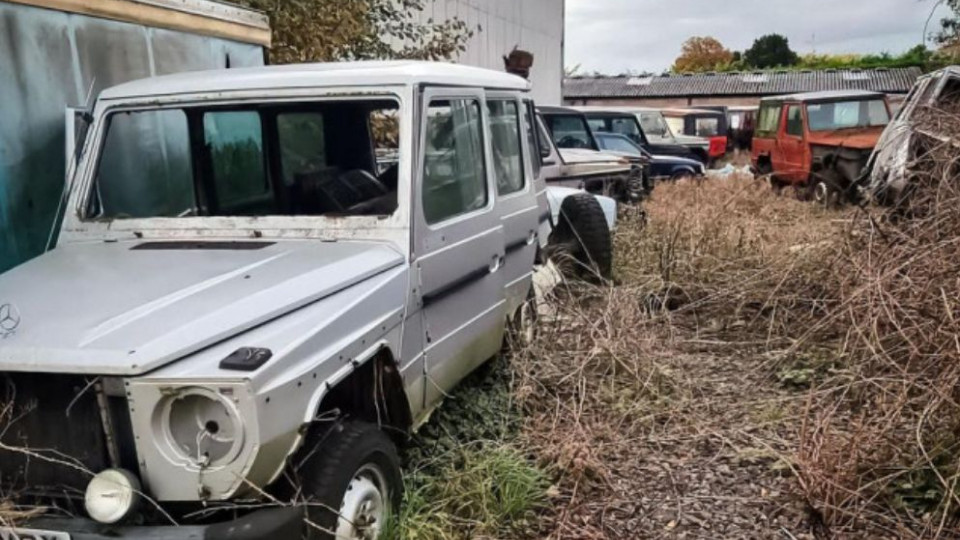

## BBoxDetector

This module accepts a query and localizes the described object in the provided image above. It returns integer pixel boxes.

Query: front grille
[0,373,114,499]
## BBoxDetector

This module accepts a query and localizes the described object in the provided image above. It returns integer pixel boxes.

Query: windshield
[806,99,889,131]
[597,134,643,157]
[638,112,671,137]
[88,99,401,220]
[544,114,596,150]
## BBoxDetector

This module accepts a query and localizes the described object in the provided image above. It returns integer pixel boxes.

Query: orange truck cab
[751,90,891,203]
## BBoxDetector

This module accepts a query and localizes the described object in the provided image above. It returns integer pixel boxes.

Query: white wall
[415,0,565,105]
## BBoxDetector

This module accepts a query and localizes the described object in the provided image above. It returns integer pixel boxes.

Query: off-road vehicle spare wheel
[549,193,613,279]
[297,421,402,539]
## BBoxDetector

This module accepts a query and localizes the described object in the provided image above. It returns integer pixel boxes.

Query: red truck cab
[752,90,891,202]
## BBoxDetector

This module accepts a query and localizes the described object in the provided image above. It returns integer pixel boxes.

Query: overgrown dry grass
[794,116,960,537]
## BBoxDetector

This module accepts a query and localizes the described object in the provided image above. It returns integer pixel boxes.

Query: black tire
[548,193,613,280]
[297,421,402,539]
[811,170,844,209]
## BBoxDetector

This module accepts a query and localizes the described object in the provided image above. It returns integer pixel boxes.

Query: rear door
[780,104,807,183]
[487,94,539,316]
[415,88,506,410]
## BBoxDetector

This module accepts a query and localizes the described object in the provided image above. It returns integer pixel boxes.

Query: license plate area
[0,529,70,540]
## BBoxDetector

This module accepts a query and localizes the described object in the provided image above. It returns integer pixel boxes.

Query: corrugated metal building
[414,0,565,105]
[563,67,923,108]
[0,0,269,272]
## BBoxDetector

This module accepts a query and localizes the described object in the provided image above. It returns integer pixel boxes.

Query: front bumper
[11,507,302,540]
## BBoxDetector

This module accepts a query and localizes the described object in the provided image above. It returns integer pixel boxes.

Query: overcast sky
[565,0,954,75]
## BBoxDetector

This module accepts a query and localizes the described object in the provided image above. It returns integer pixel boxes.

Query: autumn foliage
[233,0,473,64]
[671,36,734,73]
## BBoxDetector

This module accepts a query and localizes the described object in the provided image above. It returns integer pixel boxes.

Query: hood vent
[130,241,275,251]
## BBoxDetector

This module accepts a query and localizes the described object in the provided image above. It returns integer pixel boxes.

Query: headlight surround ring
[155,386,245,469]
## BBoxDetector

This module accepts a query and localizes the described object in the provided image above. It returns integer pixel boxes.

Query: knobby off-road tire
[548,193,613,280]
[298,421,402,540]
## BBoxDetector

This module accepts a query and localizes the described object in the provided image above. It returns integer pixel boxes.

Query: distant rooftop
[563,67,923,100]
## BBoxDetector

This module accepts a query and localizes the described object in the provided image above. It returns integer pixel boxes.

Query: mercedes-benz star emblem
[0,303,21,335]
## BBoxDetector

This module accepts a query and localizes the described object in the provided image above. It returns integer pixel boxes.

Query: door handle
[489,254,504,273]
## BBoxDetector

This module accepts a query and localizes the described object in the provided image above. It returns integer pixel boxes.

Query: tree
[672,36,734,73]
[232,0,473,64]
[744,34,799,68]
[935,0,960,50]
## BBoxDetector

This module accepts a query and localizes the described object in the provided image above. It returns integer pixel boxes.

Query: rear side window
[487,100,525,196]
[694,117,720,137]
[785,105,803,137]
[756,104,782,136]
[422,99,488,224]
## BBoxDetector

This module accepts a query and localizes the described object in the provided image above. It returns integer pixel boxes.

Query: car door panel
[488,95,538,315]
[781,104,806,183]
[414,88,506,410]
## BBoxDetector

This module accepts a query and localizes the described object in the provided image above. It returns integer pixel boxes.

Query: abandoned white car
[0,62,547,539]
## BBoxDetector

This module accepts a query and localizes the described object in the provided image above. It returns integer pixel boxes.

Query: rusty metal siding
[0,1,264,273]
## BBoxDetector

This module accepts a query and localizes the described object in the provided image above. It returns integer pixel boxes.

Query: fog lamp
[84,468,141,524]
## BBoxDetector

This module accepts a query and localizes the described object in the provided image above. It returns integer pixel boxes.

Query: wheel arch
[307,346,413,442]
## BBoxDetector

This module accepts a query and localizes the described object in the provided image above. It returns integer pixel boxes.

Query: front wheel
[298,421,403,539]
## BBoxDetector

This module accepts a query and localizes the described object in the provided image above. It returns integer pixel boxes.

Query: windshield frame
[62,86,414,248]
[804,98,890,132]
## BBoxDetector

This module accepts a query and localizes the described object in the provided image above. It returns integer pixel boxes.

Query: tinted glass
[546,115,594,149]
[598,135,642,156]
[488,100,525,195]
[524,101,542,177]
[422,99,488,224]
[610,117,642,143]
[90,99,401,220]
[785,105,803,136]
[806,99,890,131]
[204,111,270,214]
[91,109,194,219]
[277,113,325,188]
[757,104,782,135]
[639,112,670,137]
[694,117,720,137]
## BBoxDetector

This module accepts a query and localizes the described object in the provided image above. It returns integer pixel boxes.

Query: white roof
[100,61,531,100]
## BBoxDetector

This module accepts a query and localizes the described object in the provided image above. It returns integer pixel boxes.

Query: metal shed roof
[563,67,923,100]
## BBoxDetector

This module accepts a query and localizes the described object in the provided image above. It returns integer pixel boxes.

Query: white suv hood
[0,240,403,375]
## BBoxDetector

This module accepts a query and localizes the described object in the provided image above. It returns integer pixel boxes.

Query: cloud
[565,0,952,74]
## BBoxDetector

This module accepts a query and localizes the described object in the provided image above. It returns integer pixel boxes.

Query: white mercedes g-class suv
[0,62,549,540]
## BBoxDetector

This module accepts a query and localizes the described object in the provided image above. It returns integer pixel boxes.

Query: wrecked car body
[0,61,543,540]
[863,66,960,206]
[537,106,647,203]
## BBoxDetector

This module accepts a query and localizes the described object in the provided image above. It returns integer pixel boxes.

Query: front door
[780,104,807,184]
[415,88,506,410]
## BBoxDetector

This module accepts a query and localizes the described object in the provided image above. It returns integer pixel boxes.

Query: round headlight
[161,388,243,467]
[85,468,141,524]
